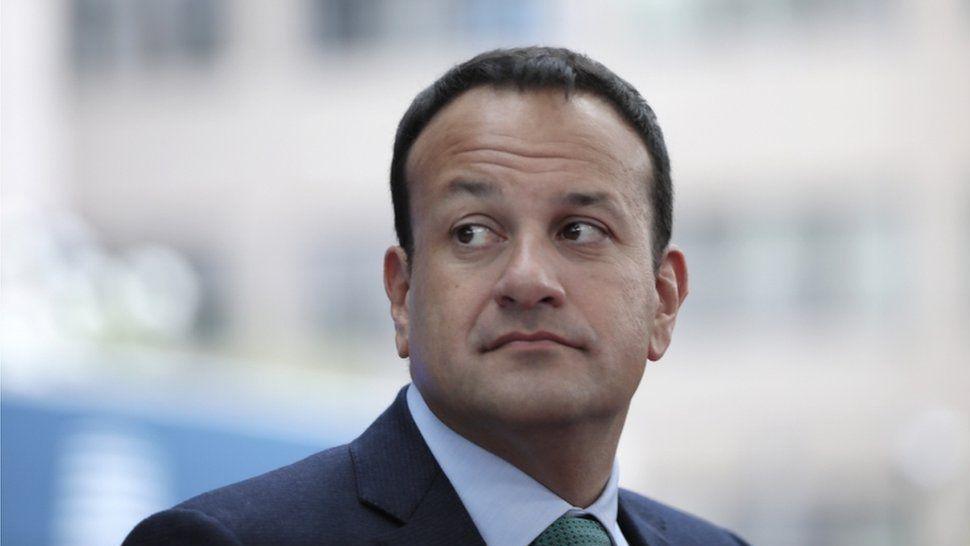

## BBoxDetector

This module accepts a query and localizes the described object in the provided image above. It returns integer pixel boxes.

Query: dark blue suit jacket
[123,387,748,545]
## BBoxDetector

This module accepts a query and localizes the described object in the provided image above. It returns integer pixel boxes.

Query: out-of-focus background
[2,1,968,544]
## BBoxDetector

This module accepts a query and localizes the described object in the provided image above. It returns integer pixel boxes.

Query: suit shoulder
[123,507,242,546]
[619,489,749,546]
[127,444,390,544]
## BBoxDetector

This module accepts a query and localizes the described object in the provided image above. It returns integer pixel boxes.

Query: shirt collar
[406,384,627,546]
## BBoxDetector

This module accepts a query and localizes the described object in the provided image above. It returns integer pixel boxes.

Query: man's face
[385,86,686,429]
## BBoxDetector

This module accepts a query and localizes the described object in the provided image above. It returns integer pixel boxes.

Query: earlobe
[647,246,689,361]
[383,246,411,358]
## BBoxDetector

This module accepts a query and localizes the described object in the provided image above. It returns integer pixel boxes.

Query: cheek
[598,280,654,394]
[582,266,656,358]
[409,264,488,356]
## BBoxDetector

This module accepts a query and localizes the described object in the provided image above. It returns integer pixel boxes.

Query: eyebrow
[559,191,624,217]
[443,179,625,217]
[445,179,502,199]
[561,191,608,207]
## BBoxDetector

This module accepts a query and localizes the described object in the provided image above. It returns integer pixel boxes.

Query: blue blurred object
[1,392,335,546]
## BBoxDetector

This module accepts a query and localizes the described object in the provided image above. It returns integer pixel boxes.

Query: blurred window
[309,0,383,47]
[307,0,541,51]
[308,236,389,346]
[679,201,910,319]
[71,0,223,73]
[634,0,894,40]
[184,250,229,345]
[457,0,540,39]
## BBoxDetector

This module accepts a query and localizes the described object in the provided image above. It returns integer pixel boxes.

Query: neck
[432,403,628,507]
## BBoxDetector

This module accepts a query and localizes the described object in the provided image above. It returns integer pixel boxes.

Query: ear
[647,245,689,361]
[384,246,411,358]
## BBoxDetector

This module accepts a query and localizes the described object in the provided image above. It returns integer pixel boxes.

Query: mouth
[485,331,584,352]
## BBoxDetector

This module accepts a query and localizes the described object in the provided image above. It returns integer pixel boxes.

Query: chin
[468,374,615,427]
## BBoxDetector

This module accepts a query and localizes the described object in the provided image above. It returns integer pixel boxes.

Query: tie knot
[531,515,613,546]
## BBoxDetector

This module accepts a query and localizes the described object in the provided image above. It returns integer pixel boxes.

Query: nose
[493,234,566,310]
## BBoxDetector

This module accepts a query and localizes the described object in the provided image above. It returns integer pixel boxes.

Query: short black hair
[390,46,672,269]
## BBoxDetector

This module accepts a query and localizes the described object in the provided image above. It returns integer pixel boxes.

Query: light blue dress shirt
[406,384,629,546]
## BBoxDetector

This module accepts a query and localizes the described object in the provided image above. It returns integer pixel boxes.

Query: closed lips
[487,331,583,351]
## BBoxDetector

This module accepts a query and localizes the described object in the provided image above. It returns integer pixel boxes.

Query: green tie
[531,515,613,546]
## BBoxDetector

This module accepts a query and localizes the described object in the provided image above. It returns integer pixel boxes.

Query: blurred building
[2,1,968,545]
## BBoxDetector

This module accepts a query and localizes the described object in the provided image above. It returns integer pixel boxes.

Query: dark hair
[390,46,672,269]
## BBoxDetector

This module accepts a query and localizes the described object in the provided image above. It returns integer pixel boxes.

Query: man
[124,47,748,545]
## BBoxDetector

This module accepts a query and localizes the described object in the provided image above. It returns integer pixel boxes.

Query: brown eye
[560,221,607,243]
[453,224,497,247]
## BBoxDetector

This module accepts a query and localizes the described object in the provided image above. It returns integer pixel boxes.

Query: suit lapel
[618,490,670,546]
[351,387,667,546]
[349,387,486,546]
[374,470,485,545]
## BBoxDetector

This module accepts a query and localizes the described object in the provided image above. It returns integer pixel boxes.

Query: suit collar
[407,383,630,546]
[349,386,485,545]
[350,386,669,546]
[618,489,670,546]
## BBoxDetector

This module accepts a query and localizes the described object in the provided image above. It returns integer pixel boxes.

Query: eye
[452,224,500,247]
[559,221,608,244]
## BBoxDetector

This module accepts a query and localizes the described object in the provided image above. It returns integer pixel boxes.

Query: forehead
[405,86,652,209]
